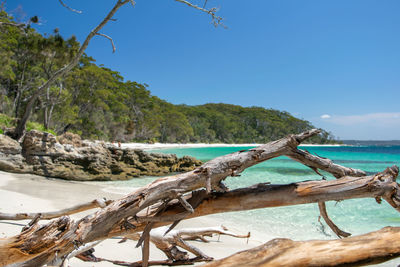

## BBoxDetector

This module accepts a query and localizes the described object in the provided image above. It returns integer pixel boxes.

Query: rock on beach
[0,131,202,181]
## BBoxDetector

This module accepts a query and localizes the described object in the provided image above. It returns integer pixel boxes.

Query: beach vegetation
[0,113,14,128]
[0,113,56,135]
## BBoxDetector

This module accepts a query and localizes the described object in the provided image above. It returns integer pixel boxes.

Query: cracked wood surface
[201,226,400,267]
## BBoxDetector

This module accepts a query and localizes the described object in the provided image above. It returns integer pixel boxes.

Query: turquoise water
[105,145,400,265]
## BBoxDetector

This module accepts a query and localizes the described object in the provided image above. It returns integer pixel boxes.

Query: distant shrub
[26,121,57,136]
[0,113,57,136]
[0,113,14,128]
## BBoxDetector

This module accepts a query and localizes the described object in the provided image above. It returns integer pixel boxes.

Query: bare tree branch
[318,201,351,238]
[287,148,366,178]
[70,241,102,258]
[96,32,116,53]
[101,226,248,264]
[174,0,224,27]
[289,148,363,238]
[58,0,82,14]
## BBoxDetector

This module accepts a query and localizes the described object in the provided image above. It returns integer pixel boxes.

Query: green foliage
[176,104,336,144]
[0,11,19,81]
[0,113,14,128]
[26,121,56,135]
[0,113,56,135]
[0,10,337,144]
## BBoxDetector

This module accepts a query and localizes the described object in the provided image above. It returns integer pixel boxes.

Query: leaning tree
[2,0,224,141]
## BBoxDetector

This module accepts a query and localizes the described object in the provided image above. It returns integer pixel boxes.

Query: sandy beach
[0,171,266,266]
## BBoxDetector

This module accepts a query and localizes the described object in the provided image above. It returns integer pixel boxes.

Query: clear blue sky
[6,0,400,140]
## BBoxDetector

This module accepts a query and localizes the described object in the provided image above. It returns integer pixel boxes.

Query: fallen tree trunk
[201,226,400,267]
[121,165,398,234]
[0,130,399,266]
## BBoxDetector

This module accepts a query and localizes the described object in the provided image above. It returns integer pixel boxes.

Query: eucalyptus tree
[4,0,221,141]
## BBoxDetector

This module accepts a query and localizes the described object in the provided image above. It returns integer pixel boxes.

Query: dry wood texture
[118,226,250,263]
[0,198,113,220]
[201,226,400,267]
[0,129,399,267]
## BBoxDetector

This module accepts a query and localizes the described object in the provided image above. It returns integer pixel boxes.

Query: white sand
[0,171,266,266]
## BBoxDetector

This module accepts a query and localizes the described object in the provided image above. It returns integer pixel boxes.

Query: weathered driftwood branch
[75,226,249,266]
[0,198,112,220]
[318,201,351,238]
[60,240,102,267]
[288,147,366,237]
[0,130,398,266]
[121,226,250,262]
[79,257,205,267]
[146,166,399,230]
[202,226,400,267]
[287,148,366,178]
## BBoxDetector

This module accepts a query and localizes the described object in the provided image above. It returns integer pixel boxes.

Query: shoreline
[121,142,347,151]
[0,171,266,266]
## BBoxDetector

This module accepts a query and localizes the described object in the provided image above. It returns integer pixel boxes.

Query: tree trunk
[12,90,40,140]
[11,0,131,141]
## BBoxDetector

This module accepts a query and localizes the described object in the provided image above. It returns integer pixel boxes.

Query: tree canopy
[0,10,336,144]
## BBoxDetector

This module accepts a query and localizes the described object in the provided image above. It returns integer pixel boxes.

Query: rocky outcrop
[57,132,83,147]
[0,131,202,181]
[0,134,27,172]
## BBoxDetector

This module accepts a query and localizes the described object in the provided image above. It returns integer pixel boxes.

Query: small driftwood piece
[78,226,249,266]
[0,198,112,220]
[121,226,250,262]
[79,257,206,267]
[0,130,399,267]
[202,226,400,267]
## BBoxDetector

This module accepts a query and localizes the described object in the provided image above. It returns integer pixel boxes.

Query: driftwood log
[202,226,400,267]
[0,129,399,267]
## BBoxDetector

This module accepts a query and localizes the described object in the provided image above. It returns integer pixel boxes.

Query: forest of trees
[0,10,336,144]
